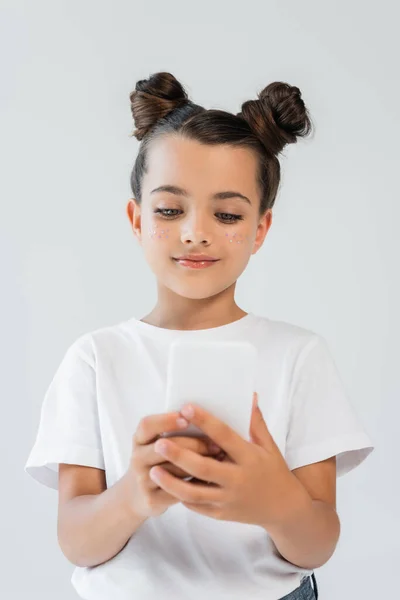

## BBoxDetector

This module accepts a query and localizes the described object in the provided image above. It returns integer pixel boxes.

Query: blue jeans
[279,573,318,599]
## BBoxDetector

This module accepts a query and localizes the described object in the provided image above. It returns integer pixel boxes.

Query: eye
[154,208,182,218]
[216,213,243,224]
[153,208,243,224]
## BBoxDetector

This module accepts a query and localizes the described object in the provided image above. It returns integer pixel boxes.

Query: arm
[57,464,147,568]
[264,471,341,570]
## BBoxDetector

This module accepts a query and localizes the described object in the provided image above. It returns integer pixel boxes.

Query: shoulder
[248,313,323,360]
[64,317,138,368]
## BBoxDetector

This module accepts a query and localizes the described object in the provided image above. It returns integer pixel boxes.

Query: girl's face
[127,135,272,300]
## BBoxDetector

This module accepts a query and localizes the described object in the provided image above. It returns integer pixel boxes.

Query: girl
[25,72,375,600]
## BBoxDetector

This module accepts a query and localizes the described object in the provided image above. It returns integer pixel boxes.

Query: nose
[180,213,211,246]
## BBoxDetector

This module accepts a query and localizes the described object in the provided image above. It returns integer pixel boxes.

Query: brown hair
[129,72,314,215]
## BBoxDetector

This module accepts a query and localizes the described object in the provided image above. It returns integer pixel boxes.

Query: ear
[126,198,142,244]
[251,209,273,255]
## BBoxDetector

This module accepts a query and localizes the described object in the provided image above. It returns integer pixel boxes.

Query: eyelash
[154,208,244,224]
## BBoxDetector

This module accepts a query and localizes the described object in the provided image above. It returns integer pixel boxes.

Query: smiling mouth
[172,258,220,269]
[173,258,218,262]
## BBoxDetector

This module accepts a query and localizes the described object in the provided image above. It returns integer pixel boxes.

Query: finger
[153,438,234,487]
[133,412,189,447]
[147,460,209,490]
[159,462,191,478]
[149,465,222,505]
[179,404,247,464]
[139,435,218,468]
[148,452,224,490]
[146,462,193,487]
[168,435,222,455]
[139,436,221,487]
[159,445,223,478]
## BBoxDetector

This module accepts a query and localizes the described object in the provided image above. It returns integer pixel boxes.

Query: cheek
[144,222,253,246]
[223,231,251,246]
[147,224,170,241]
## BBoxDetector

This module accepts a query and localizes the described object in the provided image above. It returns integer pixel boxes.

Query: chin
[166,279,236,301]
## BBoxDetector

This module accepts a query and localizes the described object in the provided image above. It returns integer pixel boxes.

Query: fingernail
[177,417,189,428]
[181,404,194,419]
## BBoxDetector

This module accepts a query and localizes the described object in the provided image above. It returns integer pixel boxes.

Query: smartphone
[163,340,258,442]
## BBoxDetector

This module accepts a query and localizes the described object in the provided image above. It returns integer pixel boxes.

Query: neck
[140,283,247,331]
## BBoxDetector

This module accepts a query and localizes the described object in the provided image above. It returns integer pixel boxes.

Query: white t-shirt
[25,313,375,600]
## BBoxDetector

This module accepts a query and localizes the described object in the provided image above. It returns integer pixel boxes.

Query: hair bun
[129,72,190,140]
[238,82,313,156]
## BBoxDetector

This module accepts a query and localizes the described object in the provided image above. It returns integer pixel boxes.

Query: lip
[173,259,219,269]
[174,254,219,261]
[172,255,220,270]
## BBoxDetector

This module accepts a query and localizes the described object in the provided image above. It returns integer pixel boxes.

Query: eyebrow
[150,185,252,205]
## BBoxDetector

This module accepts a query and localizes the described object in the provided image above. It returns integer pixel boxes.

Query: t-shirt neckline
[127,312,255,340]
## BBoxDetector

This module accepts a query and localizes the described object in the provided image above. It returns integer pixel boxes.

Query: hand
[148,393,296,528]
[123,411,223,519]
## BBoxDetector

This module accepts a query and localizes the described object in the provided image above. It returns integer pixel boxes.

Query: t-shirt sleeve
[24,333,105,490]
[285,334,375,478]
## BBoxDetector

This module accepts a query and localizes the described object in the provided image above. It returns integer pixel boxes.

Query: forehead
[142,135,259,200]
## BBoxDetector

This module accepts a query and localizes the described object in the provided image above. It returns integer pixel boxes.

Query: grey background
[1,1,398,598]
